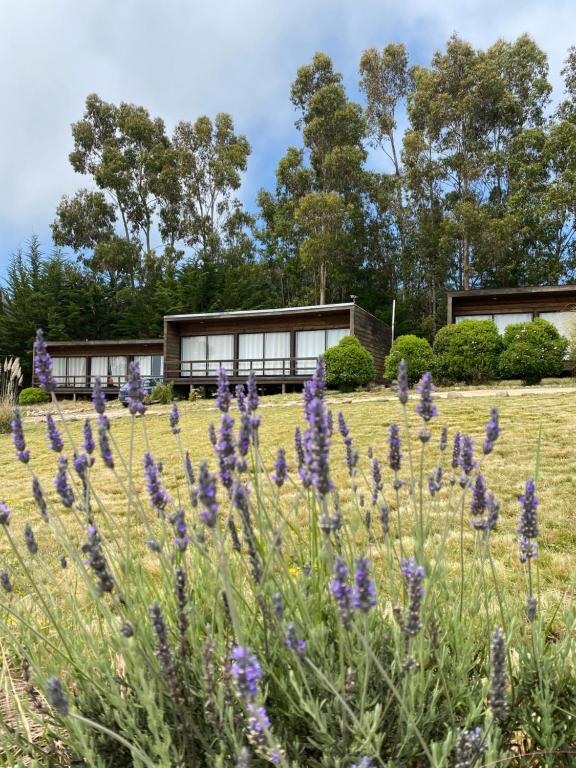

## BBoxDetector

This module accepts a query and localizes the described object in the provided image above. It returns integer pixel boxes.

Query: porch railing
[166,356,320,379]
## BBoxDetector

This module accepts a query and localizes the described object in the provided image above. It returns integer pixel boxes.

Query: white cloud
[1,0,575,256]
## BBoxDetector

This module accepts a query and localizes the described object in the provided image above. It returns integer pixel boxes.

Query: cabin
[34,303,390,395]
[447,285,576,340]
[36,339,164,394]
[163,303,390,390]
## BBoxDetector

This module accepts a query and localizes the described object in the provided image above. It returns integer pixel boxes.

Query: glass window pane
[109,356,127,386]
[326,328,349,349]
[455,315,492,323]
[296,330,325,374]
[91,357,108,385]
[52,358,66,386]
[207,335,233,374]
[239,333,264,374]
[134,355,152,376]
[539,311,576,339]
[493,313,532,335]
[67,357,86,386]
[181,336,206,376]
[264,332,290,374]
[151,355,163,378]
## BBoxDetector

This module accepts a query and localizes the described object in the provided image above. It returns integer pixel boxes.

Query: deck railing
[166,356,319,379]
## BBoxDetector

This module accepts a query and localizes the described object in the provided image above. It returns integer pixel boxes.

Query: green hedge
[433,320,503,384]
[324,336,375,392]
[18,386,49,405]
[499,318,568,385]
[385,335,434,385]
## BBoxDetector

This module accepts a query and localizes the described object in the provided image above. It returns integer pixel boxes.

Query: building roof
[164,302,355,322]
[46,338,163,348]
[448,285,576,299]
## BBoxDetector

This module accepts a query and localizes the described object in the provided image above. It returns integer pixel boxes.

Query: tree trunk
[319,257,326,305]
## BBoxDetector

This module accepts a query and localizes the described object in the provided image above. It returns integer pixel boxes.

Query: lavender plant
[0,340,574,768]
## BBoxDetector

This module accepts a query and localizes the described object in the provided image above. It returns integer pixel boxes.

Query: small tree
[324,336,374,391]
[433,320,502,384]
[499,318,568,385]
[385,335,434,384]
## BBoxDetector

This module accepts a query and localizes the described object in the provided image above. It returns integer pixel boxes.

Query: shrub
[150,382,173,404]
[324,335,375,391]
[189,385,203,402]
[499,318,568,385]
[0,403,12,433]
[433,320,503,383]
[18,386,49,405]
[2,357,576,766]
[385,335,435,384]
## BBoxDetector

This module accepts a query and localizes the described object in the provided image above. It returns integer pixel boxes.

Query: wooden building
[447,285,576,339]
[36,339,164,394]
[163,303,390,388]
[34,303,390,394]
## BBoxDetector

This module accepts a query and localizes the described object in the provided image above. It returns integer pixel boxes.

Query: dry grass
[1,387,576,609]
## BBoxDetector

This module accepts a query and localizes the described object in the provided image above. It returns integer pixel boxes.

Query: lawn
[2,385,576,607]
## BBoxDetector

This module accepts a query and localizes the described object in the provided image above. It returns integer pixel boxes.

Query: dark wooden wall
[48,340,163,358]
[448,289,576,323]
[351,305,391,381]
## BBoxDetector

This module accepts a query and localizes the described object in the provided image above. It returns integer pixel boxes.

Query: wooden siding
[47,340,163,357]
[351,305,391,380]
[167,308,352,337]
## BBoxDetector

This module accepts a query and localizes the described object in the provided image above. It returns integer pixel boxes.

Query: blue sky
[1,0,576,275]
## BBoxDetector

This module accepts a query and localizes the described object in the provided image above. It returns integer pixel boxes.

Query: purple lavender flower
[285,622,306,657]
[272,448,288,488]
[237,412,251,468]
[415,373,437,425]
[272,592,284,621]
[330,557,354,628]
[246,703,282,761]
[301,363,333,498]
[527,596,537,622]
[246,372,260,435]
[337,412,358,476]
[185,451,194,485]
[439,426,448,452]
[353,557,377,613]
[34,329,56,392]
[454,728,485,768]
[169,402,180,434]
[208,422,217,447]
[146,539,162,553]
[380,503,389,534]
[388,423,402,473]
[11,408,30,463]
[399,558,425,638]
[470,475,487,519]
[216,368,232,413]
[92,377,106,415]
[236,383,247,413]
[0,570,12,593]
[215,413,237,491]
[170,507,190,551]
[294,427,306,478]
[0,502,10,526]
[459,436,476,486]
[81,524,114,594]
[46,676,68,716]
[518,479,538,563]
[483,407,501,455]
[197,461,218,528]
[451,432,461,470]
[32,477,48,522]
[46,414,63,453]
[98,415,114,469]
[74,452,93,483]
[24,523,38,555]
[397,359,409,405]
[126,362,146,416]
[428,466,443,497]
[143,452,170,517]
[230,646,262,701]
[371,458,382,505]
[55,457,74,508]
[82,418,95,455]
[488,627,508,722]
[149,603,178,696]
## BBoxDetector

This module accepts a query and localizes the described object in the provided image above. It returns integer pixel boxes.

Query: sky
[1,0,576,274]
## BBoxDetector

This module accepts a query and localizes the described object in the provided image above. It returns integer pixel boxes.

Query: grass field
[2,386,576,609]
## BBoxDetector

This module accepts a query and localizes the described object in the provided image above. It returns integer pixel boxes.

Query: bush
[18,386,49,405]
[0,403,12,433]
[324,335,374,391]
[189,385,203,402]
[150,382,173,404]
[385,335,435,384]
[499,318,568,385]
[433,320,503,383]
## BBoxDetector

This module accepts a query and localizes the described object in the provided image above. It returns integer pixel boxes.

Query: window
[539,311,576,340]
[67,357,86,386]
[52,358,66,385]
[455,315,492,323]
[492,313,533,335]
[90,356,127,386]
[238,332,291,375]
[181,335,234,376]
[296,328,349,374]
[135,355,164,378]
